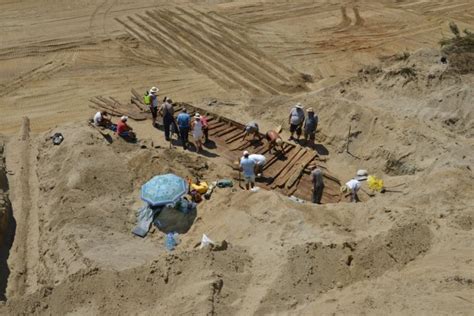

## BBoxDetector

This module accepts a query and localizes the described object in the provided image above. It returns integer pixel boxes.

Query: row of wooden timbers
[89,89,343,204]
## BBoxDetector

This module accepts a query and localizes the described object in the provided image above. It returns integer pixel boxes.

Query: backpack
[143,92,151,105]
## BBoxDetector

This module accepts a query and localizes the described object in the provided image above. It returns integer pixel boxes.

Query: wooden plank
[131,88,144,102]
[225,131,247,144]
[271,148,307,188]
[286,152,318,189]
[209,124,232,136]
[216,126,239,138]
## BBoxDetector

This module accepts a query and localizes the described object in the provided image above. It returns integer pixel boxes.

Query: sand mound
[257,222,432,313]
[337,48,474,138]
[4,245,252,315]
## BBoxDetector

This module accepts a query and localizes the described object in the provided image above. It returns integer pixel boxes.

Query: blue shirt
[177,113,190,129]
[304,114,318,132]
[150,94,158,109]
[240,157,256,177]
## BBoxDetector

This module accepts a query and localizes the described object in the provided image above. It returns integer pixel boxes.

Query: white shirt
[93,112,103,125]
[249,154,266,166]
[346,179,361,191]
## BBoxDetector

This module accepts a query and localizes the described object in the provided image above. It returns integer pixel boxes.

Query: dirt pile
[4,245,252,315]
[257,222,432,313]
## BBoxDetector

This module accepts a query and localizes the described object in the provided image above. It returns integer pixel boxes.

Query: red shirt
[116,120,129,134]
[201,116,208,128]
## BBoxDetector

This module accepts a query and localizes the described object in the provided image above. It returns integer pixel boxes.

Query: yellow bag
[367,175,384,192]
[191,181,209,194]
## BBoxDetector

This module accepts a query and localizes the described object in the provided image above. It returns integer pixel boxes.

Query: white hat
[307,107,314,112]
[150,86,159,94]
[121,116,128,122]
[356,169,368,181]
[243,150,249,156]
[275,138,283,145]
[194,113,201,119]
[295,103,303,109]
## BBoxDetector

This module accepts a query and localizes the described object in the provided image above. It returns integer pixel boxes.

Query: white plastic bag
[200,234,215,249]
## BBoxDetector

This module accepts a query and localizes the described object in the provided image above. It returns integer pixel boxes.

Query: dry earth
[0,0,473,315]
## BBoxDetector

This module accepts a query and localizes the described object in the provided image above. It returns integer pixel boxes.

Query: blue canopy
[141,174,188,207]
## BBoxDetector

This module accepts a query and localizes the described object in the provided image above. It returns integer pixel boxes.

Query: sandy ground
[0,0,473,315]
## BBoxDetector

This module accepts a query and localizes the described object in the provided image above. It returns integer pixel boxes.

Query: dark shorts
[304,130,315,140]
[150,106,158,119]
[290,124,302,135]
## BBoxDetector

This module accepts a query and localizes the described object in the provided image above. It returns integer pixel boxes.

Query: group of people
[93,110,136,140]
[288,103,318,144]
[94,88,364,205]
[144,87,210,152]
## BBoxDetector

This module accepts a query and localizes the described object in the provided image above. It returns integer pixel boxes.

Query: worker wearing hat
[303,107,318,145]
[116,116,136,141]
[240,150,256,190]
[148,86,159,127]
[288,103,305,142]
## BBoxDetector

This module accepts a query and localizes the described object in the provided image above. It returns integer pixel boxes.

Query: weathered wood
[286,152,318,189]
[209,124,232,136]
[271,148,307,188]
[131,88,144,102]
[216,126,239,138]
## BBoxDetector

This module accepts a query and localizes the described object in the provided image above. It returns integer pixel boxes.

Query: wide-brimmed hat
[194,113,201,119]
[355,169,368,181]
[307,107,314,112]
[295,103,303,109]
[149,86,159,94]
[121,116,128,122]
[340,185,348,193]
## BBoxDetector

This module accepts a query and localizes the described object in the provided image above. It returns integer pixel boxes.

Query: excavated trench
[93,92,348,204]
[0,141,15,301]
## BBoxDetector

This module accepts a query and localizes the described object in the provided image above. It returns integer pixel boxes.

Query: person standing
[148,86,159,127]
[240,151,256,190]
[304,108,318,145]
[159,97,179,141]
[191,113,204,152]
[311,167,324,204]
[200,114,210,143]
[288,103,305,141]
[177,108,191,149]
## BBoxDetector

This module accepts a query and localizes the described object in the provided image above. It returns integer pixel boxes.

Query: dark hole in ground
[0,145,15,301]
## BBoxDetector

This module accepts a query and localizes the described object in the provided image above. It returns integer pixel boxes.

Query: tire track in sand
[116,8,307,95]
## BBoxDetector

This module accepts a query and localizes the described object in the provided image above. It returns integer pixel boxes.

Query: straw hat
[295,103,303,109]
[307,107,314,112]
[121,116,128,122]
[355,169,368,181]
[194,113,201,119]
[149,86,159,94]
